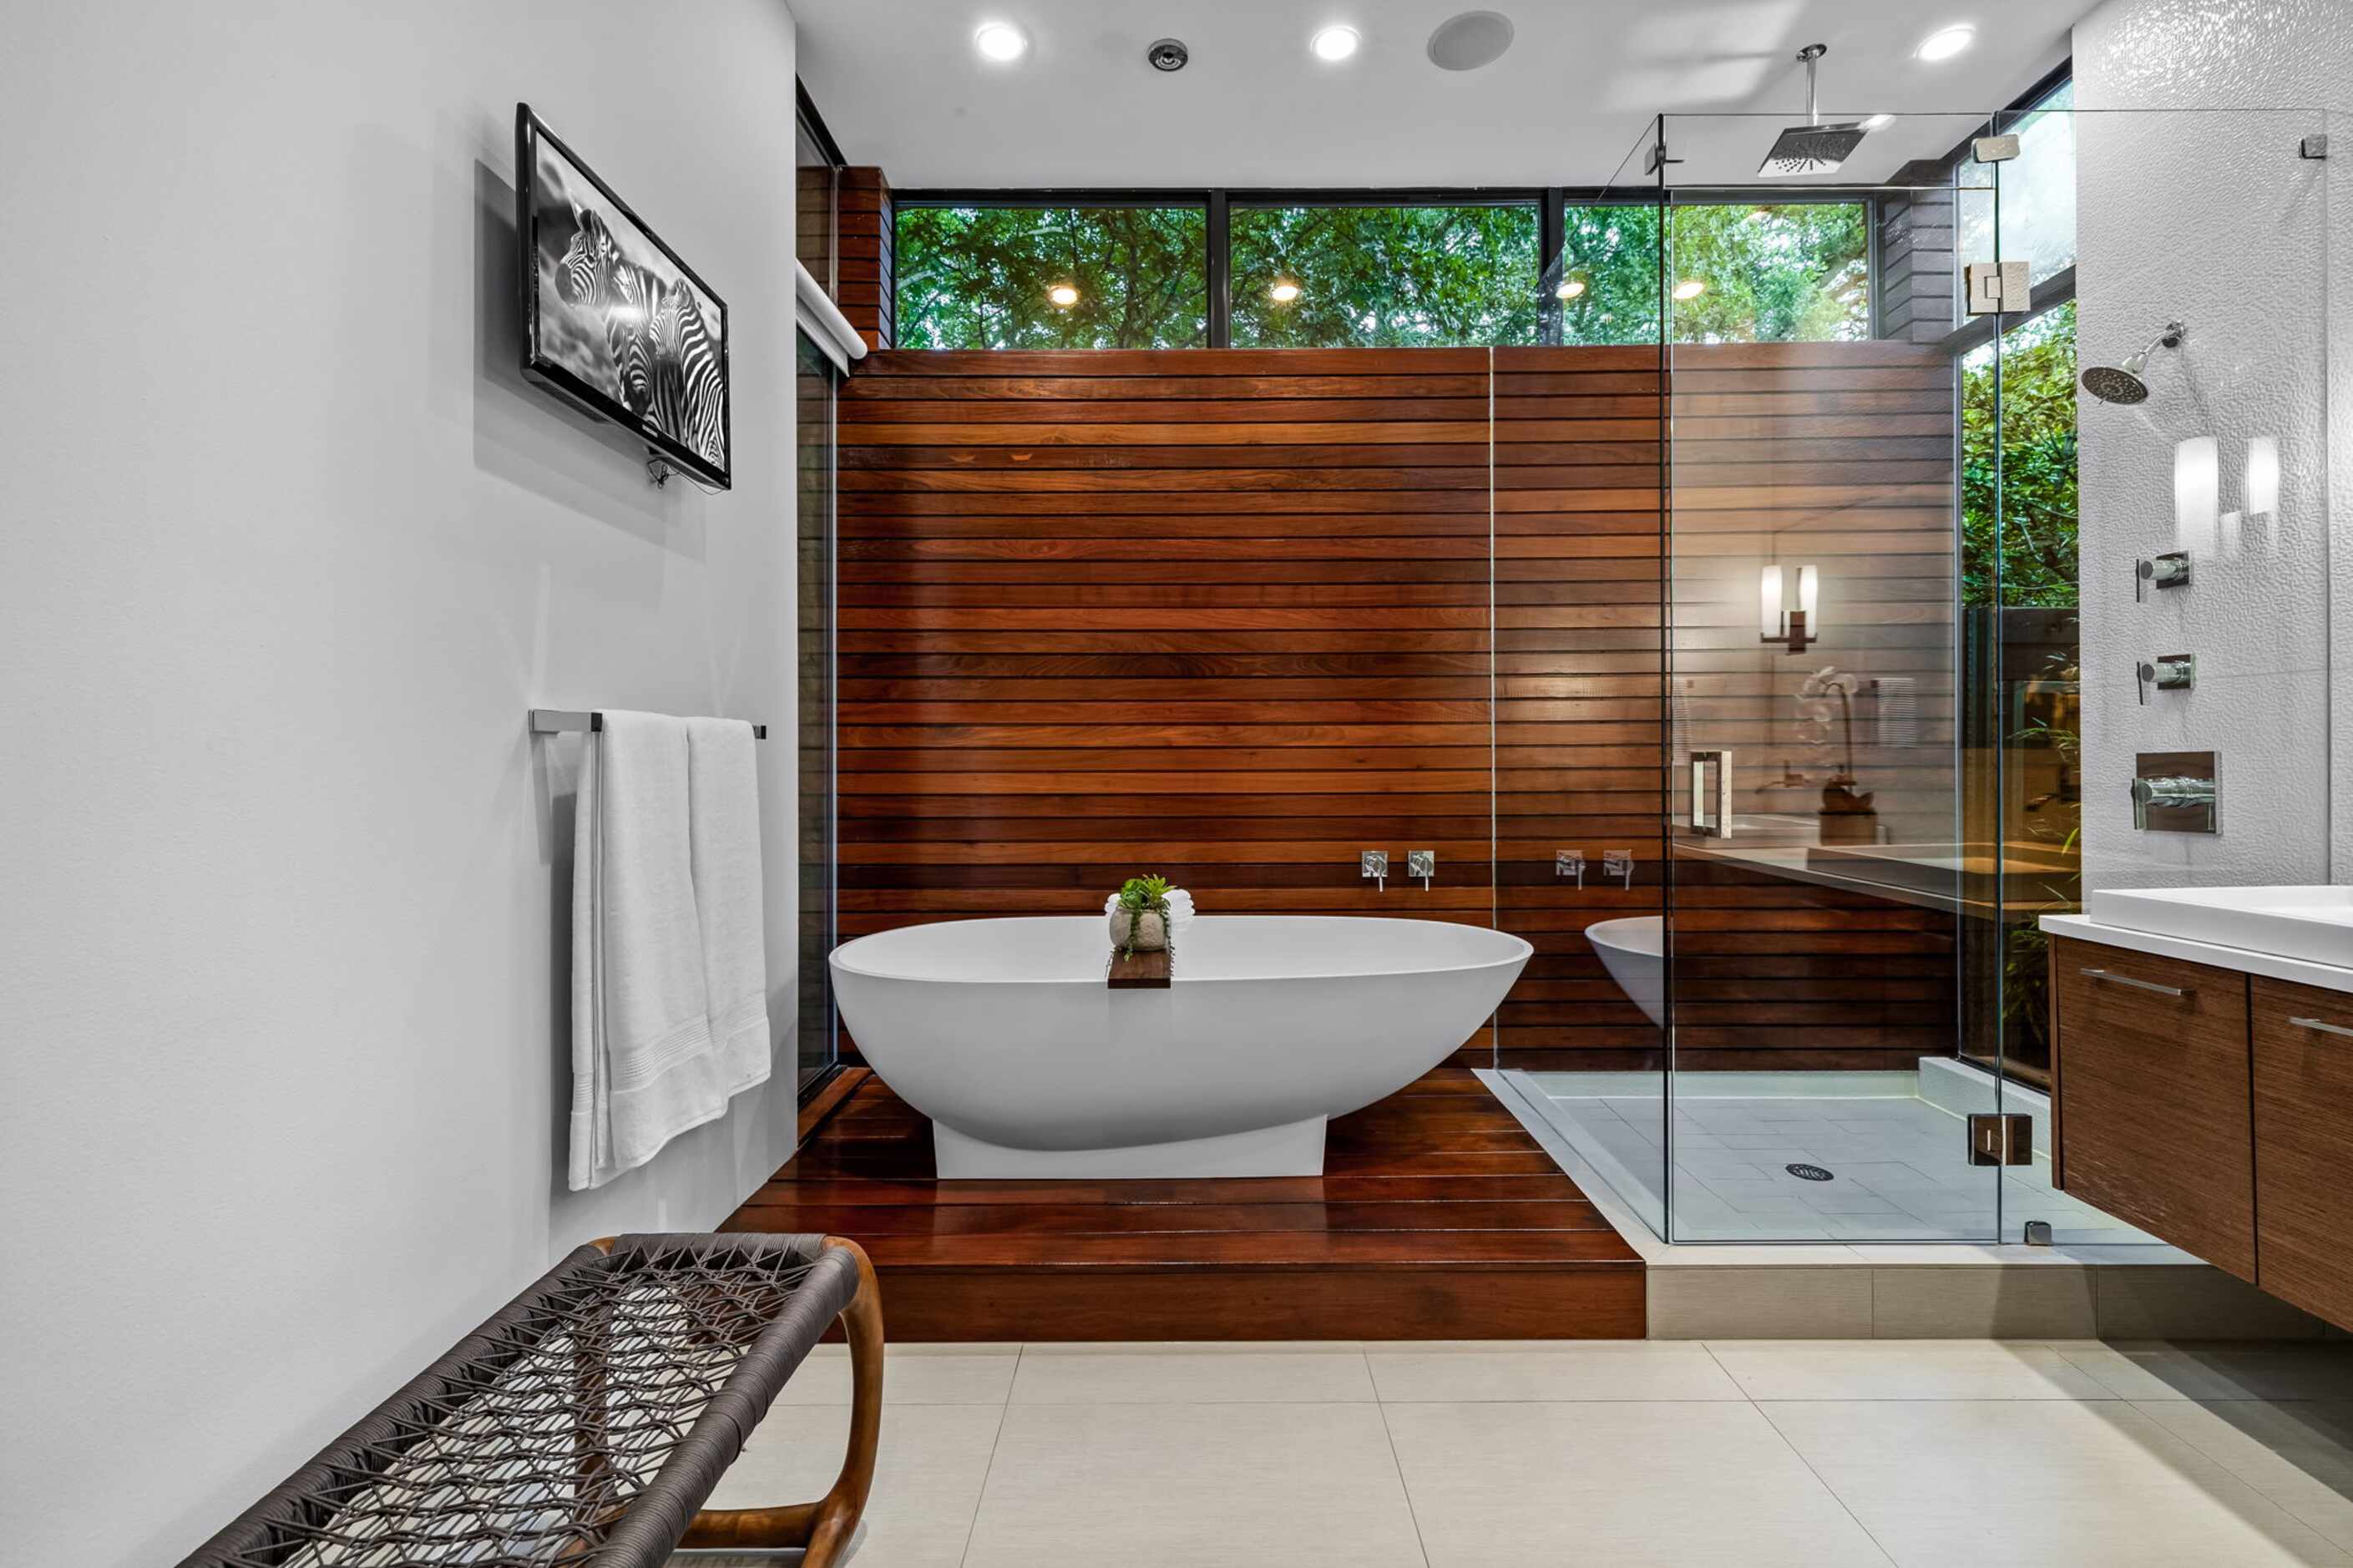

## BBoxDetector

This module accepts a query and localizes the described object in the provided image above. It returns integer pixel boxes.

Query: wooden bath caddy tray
[1107,948,1171,989]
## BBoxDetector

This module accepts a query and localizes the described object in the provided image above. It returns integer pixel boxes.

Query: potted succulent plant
[1108,873,1173,955]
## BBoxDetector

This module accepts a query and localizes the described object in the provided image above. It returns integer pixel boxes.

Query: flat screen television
[516,104,731,489]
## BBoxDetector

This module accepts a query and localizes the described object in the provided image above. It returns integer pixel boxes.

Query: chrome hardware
[1968,1113,2035,1166]
[2135,550,2192,602]
[1966,258,2029,315]
[1972,133,2022,163]
[1690,750,1734,837]
[2292,1017,2353,1040]
[1555,849,1586,888]
[2080,967,2190,999]
[2304,134,2330,159]
[2022,1220,2055,1247]
[2136,653,2195,705]
[1407,849,1435,889]
[529,708,767,739]
[2131,751,2219,833]
[1603,849,1636,889]
[1359,850,1389,892]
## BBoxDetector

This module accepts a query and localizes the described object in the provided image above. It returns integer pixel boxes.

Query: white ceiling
[791,1,2092,190]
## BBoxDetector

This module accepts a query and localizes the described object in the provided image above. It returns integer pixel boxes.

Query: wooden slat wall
[838,347,1503,1062]
[837,342,1956,1075]
[839,167,893,350]
[1662,341,1960,1071]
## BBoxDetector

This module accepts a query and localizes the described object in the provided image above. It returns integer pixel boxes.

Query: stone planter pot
[1109,907,1168,952]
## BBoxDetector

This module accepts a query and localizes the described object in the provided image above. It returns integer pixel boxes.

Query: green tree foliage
[895,200,1871,349]
[1961,303,2079,607]
[895,206,1207,349]
[1229,205,1539,346]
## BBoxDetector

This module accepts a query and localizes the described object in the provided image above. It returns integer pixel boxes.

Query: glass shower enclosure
[1504,97,2329,1244]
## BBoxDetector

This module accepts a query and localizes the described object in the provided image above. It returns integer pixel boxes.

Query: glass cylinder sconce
[1760,562,1819,652]
[2174,435,2219,554]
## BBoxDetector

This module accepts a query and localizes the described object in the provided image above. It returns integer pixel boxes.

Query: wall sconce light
[2244,436,2280,518]
[1760,563,1819,653]
[2173,435,2219,553]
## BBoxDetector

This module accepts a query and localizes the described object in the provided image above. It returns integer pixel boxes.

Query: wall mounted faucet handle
[1602,849,1636,889]
[1359,849,1389,892]
[2135,550,2191,603]
[2138,653,2196,705]
[1556,849,1586,888]
[1406,849,1435,889]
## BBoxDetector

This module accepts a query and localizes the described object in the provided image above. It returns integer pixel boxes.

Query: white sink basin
[2087,886,2353,969]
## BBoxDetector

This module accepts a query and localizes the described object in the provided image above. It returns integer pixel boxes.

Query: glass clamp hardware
[1968,1113,2035,1166]
[2022,1220,2055,1247]
[2135,550,2191,602]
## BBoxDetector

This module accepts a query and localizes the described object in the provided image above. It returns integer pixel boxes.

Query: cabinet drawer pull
[2079,967,2190,999]
[2290,1016,2353,1040]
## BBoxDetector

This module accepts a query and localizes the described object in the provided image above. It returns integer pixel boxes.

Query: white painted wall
[2073,0,2345,888]
[0,3,802,1562]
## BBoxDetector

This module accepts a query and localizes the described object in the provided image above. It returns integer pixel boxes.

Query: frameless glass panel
[1551,201,1870,346]
[1228,203,1540,346]
[1961,78,2077,288]
[795,112,838,296]
[1661,114,2000,1243]
[796,331,839,1091]
[893,205,1208,348]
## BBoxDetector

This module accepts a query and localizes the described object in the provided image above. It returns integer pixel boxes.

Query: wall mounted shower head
[2081,321,2186,404]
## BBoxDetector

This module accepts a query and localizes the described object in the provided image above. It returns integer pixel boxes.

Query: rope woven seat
[179,1233,883,1568]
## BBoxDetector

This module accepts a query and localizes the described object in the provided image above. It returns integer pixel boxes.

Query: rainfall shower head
[2081,321,2187,404]
[1758,44,1868,179]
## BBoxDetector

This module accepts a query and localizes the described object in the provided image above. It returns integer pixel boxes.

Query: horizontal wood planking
[726,1071,1643,1340]
[1648,341,1960,1073]
[840,342,1956,1075]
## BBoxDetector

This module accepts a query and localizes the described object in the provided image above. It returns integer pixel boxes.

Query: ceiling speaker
[1427,10,1515,71]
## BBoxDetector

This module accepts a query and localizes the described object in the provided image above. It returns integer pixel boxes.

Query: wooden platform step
[721,1070,1645,1340]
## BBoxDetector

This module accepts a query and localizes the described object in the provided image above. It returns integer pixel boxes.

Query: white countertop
[2040,913,2353,994]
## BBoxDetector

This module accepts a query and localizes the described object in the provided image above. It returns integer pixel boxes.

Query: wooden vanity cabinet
[2252,979,2353,1326]
[2051,937,2256,1282]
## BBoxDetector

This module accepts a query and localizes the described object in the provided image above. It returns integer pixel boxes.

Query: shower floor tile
[1516,1073,2163,1246]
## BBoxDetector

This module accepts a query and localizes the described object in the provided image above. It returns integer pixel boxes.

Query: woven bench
[180,1233,883,1568]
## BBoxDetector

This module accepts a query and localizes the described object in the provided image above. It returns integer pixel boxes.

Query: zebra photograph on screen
[517,105,731,488]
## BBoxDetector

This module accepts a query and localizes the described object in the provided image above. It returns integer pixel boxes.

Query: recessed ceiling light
[1861,113,1894,130]
[1311,24,1360,62]
[1269,279,1303,302]
[1915,24,1976,62]
[974,21,1028,62]
[1555,277,1586,300]
[1047,282,1079,306]
[1672,279,1706,301]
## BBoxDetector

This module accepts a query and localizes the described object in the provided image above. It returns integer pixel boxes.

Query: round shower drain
[1785,1163,1834,1182]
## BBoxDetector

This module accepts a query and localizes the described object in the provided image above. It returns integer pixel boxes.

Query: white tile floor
[1521,1075,2161,1245]
[678,1338,2353,1567]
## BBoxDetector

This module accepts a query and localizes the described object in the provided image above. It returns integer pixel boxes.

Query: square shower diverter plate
[2086,886,2353,969]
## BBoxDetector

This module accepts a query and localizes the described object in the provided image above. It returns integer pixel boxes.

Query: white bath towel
[569,711,726,1191]
[686,716,772,1095]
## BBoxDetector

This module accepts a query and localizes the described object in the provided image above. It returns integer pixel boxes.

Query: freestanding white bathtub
[829,915,1531,1178]
[1586,915,1665,1029]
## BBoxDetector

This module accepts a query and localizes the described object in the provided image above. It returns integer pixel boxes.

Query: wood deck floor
[723,1068,1645,1340]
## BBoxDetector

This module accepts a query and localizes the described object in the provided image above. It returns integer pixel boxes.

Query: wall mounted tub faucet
[1360,850,1389,891]
[1556,849,1586,888]
[1603,850,1636,889]
[1407,849,1435,889]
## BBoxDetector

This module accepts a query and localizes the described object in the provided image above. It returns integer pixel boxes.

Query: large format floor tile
[1008,1341,1375,1404]
[961,1402,1425,1568]
[1381,1399,1891,1566]
[774,1342,1022,1406]
[1365,1339,1743,1402]
[2133,1399,2353,1551]
[1707,1338,2114,1400]
[1763,1398,2351,1565]
[701,1399,1006,1568]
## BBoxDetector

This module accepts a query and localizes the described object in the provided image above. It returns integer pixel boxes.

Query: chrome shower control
[2136,653,2195,705]
[2131,751,2219,833]
[1407,849,1435,889]
[1603,850,1636,889]
[1360,850,1389,892]
[1556,850,1586,888]
[2135,550,2191,602]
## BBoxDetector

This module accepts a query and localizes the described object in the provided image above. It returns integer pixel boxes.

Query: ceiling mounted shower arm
[1800,42,1826,125]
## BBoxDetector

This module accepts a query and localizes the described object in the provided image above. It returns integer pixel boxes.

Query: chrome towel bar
[529,708,768,740]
